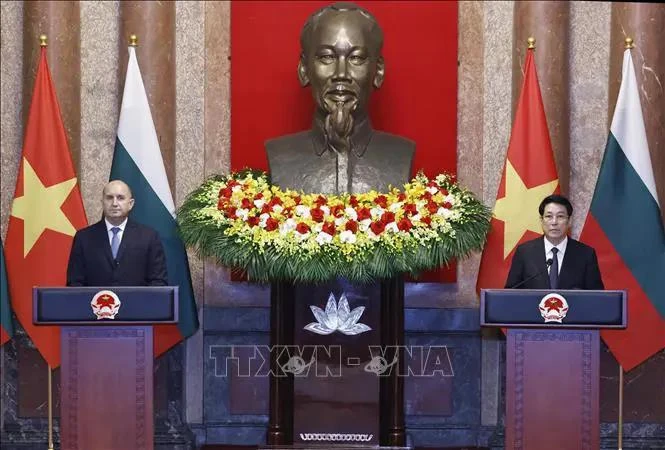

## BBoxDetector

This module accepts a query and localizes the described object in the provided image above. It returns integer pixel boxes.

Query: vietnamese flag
[5,46,88,368]
[476,47,559,291]
[580,48,665,371]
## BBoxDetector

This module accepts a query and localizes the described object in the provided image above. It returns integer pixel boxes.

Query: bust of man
[266,2,414,195]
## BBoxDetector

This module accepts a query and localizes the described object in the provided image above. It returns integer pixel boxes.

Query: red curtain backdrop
[230,0,458,281]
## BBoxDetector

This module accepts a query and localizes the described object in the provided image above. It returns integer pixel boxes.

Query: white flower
[236,208,249,221]
[232,185,242,192]
[320,205,330,216]
[437,207,452,219]
[312,223,323,233]
[334,217,346,226]
[340,230,357,244]
[272,204,283,214]
[295,230,310,241]
[411,213,422,222]
[259,213,270,227]
[254,199,266,209]
[445,194,455,204]
[370,207,384,219]
[315,232,333,245]
[295,205,311,218]
[345,207,358,221]
[427,186,439,195]
[385,222,399,233]
[279,218,296,235]
[389,202,403,212]
[359,219,372,232]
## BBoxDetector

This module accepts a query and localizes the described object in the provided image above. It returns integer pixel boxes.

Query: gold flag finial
[39,35,47,47]
[527,37,536,50]
[129,34,138,47]
[624,37,634,49]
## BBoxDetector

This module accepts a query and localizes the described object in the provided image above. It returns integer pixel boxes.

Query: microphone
[508,259,553,289]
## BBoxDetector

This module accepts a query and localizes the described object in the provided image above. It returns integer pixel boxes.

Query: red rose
[381,211,396,224]
[440,189,449,196]
[443,201,453,209]
[330,204,344,218]
[247,216,259,227]
[397,192,407,202]
[322,222,336,236]
[421,216,432,226]
[345,220,359,233]
[349,196,359,207]
[225,206,237,219]
[420,191,433,200]
[311,207,325,223]
[241,198,252,209]
[265,217,279,231]
[217,198,227,210]
[219,187,233,198]
[370,221,385,235]
[397,218,413,231]
[293,195,302,205]
[269,197,282,207]
[261,204,271,214]
[357,207,371,221]
[254,192,263,200]
[282,207,293,217]
[404,203,418,216]
[427,202,439,214]
[314,195,327,206]
[226,180,239,188]
[296,222,310,234]
[375,195,388,208]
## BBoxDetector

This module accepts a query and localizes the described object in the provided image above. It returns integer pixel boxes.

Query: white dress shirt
[544,236,567,275]
[105,218,128,248]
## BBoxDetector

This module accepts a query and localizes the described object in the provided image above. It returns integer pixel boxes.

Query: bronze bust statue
[266,2,415,195]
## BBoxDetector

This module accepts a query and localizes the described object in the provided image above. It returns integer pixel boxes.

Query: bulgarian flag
[476,46,559,291]
[5,46,88,367]
[110,45,199,357]
[1,239,13,345]
[579,47,665,371]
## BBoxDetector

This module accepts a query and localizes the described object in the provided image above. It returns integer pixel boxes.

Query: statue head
[298,2,385,121]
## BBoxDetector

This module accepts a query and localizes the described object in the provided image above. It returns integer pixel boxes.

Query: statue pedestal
[268,278,405,447]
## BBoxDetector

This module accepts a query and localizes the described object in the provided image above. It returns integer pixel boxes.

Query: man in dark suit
[505,195,604,290]
[67,180,167,286]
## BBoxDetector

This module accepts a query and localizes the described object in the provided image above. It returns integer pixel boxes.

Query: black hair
[539,194,573,216]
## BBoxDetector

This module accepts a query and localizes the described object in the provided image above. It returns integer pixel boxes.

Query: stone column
[24,0,81,169]
[119,1,176,192]
[609,3,665,221]
[513,1,571,194]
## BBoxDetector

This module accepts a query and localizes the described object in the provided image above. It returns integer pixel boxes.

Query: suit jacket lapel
[558,238,575,288]
[96,220,115,268]
[115,220,135,263]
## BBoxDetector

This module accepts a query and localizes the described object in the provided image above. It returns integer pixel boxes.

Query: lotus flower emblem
[304,292,371,336]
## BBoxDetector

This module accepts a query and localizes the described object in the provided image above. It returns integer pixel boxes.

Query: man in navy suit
[67,180,167,286]
[505,195,604,290]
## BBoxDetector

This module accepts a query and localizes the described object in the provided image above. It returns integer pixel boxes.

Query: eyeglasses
[541,214,569,223]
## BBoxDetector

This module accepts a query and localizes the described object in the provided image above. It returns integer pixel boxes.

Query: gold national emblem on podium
[538,293,569,323]
[90,290,121,320]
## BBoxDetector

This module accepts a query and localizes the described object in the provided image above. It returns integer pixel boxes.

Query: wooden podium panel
[506,330,599,450]
[60,326,154,450]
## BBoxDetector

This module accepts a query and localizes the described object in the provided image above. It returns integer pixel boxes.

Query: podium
[480,289,626,450]
[33,286,178,450]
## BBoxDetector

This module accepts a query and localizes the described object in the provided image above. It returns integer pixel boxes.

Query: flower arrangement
[177,170,491,283]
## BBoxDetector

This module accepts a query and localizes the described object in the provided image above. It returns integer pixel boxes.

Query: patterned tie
[111,227,121,259]
[549,247,559,289]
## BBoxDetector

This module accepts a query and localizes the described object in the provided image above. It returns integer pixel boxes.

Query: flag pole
[616,36,633,450]
[618,364,624,450]
[47,365,54,450]
[37,34,55,450]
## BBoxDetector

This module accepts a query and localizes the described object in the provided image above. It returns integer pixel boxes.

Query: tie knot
[111,227,121,236]
[551,247,559,255]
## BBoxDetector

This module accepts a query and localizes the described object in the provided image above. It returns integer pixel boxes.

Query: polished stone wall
[1,1,664,448]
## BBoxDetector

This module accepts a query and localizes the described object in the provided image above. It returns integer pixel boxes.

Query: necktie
[111,227,121,259]
[549,247,559,289]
